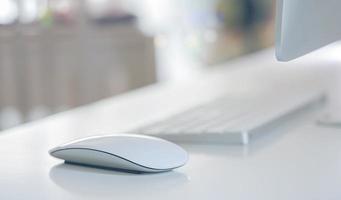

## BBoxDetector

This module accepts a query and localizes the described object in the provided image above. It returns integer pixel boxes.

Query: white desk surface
[2,47,341,200]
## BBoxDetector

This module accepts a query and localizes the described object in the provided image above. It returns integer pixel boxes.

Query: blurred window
[20,0,38,24]
[49,0,77,25]
[0,0,18,25]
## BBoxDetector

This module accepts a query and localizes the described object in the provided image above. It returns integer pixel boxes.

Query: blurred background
[0,0,275,130]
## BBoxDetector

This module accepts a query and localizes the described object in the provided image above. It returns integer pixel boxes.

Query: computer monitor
[275,0,341,61]
[276,0,341,126]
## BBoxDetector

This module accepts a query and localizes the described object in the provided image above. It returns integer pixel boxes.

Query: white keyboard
[137,91,325,145]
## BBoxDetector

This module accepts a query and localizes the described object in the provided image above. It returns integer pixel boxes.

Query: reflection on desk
[50,164,188,197]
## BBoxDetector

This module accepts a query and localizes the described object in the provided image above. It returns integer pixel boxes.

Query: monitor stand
[317,75,341,128]
[317,111,341,127]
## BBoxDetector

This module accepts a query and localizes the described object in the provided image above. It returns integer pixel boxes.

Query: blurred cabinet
[0,23,156,129]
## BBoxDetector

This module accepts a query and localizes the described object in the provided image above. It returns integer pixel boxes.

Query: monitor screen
[275,0,341,61]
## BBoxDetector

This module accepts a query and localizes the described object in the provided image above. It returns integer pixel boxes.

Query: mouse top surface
[49,134,188,171]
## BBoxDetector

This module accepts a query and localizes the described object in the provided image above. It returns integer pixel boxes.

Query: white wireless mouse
[49,134,188,173]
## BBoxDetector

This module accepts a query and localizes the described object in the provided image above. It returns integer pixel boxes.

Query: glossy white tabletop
[1,48,341,200]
